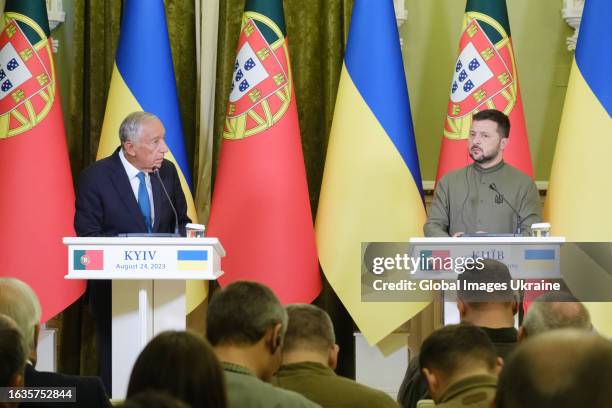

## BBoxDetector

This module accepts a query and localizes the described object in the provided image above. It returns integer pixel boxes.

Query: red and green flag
[0,0,84,322]
[74,250,104,271]
[206,0,320,303]
[436,0,533,181]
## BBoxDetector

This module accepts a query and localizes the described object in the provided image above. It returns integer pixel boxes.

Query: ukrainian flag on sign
[96,0,205,311]
[545,0,612,335]
[177,250,208,271]
[315,0,429,345]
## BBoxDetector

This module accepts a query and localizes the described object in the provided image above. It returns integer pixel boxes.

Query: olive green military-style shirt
[272,362,398,408]
[222,362,320,408]
[436,374,497,408]
[424,161,541,237]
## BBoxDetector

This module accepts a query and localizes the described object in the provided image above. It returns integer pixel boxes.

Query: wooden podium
[63,237,225,399]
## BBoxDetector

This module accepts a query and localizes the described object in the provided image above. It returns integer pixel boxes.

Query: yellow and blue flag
[97,0,204,311]
[315,0,428,345]
[545,0,612,334]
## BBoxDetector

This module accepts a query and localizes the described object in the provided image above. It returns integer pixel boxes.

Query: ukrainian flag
[545,0,612,334]
[315,0,429,345]
[97,0,204,311]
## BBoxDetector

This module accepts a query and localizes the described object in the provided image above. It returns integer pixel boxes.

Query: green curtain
[58,0,198,376]
[214,0,355,376]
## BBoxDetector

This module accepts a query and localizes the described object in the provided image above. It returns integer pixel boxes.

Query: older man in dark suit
[0,278,110,408]
[74,111,191,391]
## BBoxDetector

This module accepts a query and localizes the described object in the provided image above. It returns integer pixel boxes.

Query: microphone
[152,166,179,235]
[489,183,522,235]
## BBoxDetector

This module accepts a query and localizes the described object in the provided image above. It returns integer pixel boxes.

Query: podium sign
[63,237,225,399]
[409,237,565,280]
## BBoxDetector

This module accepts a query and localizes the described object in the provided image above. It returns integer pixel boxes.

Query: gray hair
[0,278,41,353]
[283,304,335,354]
[206,281,288,346]
[119,111,160,144]
[522,292,592,337]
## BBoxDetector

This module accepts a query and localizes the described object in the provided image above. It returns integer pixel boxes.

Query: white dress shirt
[119,149,155,226]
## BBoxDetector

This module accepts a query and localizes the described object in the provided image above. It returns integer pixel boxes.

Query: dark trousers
[87,280,111,393]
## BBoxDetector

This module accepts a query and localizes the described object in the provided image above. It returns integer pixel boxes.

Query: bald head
[521,292,591,338]
[496,329,612,408]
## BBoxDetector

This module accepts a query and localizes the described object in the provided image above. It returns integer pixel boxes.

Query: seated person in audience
[0,278,110,408]
[126,330,227,408]
[495,329,612,408]
[0,314,27,408]
[398,259,517,408]
[121,391,190,408]
[519,291,592,340]
[419,324,501,408]
[206,281,320,408]
[272,304,398,407]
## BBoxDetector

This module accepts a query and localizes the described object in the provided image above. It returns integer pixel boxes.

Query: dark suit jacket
[74,148,191,236]
[22,364,111,408]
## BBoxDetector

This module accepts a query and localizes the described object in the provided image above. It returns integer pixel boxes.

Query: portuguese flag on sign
[0,1,84,322]
[207,0,321,303]
[436,0,533,181]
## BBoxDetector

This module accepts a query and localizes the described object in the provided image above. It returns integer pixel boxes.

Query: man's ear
[495,356,504,376]
[499,136,509,151]
[123,140,136,157]
[29,323,41,365]
[457,299,467,318]
[268,323,283,354]
[422,367,439,395]
[10,372,24,387]
[328,344,339,370]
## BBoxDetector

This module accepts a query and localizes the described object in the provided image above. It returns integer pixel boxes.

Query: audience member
[519,291,591,340]
[0,278,110,408]
[126,330,226,408]
[495,329,612,408]
[206,281,319,407]
[273,304,398,407]
[398,259,517,408]
[0,314,26,408]
[419,324,500,408]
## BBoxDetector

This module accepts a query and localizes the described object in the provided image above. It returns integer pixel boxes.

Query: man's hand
[452,232,464,237]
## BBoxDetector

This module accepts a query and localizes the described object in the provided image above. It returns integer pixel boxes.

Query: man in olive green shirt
[425,109,541,237]
[272,304,398,408]
[419,324,500,408]
[206,282,319,408]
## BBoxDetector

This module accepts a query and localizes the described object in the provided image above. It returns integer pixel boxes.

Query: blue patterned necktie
[136,172,153,233]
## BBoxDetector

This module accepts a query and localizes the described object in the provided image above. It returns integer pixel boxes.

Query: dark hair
[121,391,190,408]
[419,324,497,379]
[206,281,287,346]
[457,258,516,303]
[472,109,510,138]
[496,330,612,408]
[283,304,335,354]
[0,314,26,386]
[127,331,226,408]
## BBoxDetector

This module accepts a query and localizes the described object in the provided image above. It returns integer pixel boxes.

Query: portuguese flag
[436,0,533,181]
[207,0,321,303]
[0,1,84,322]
